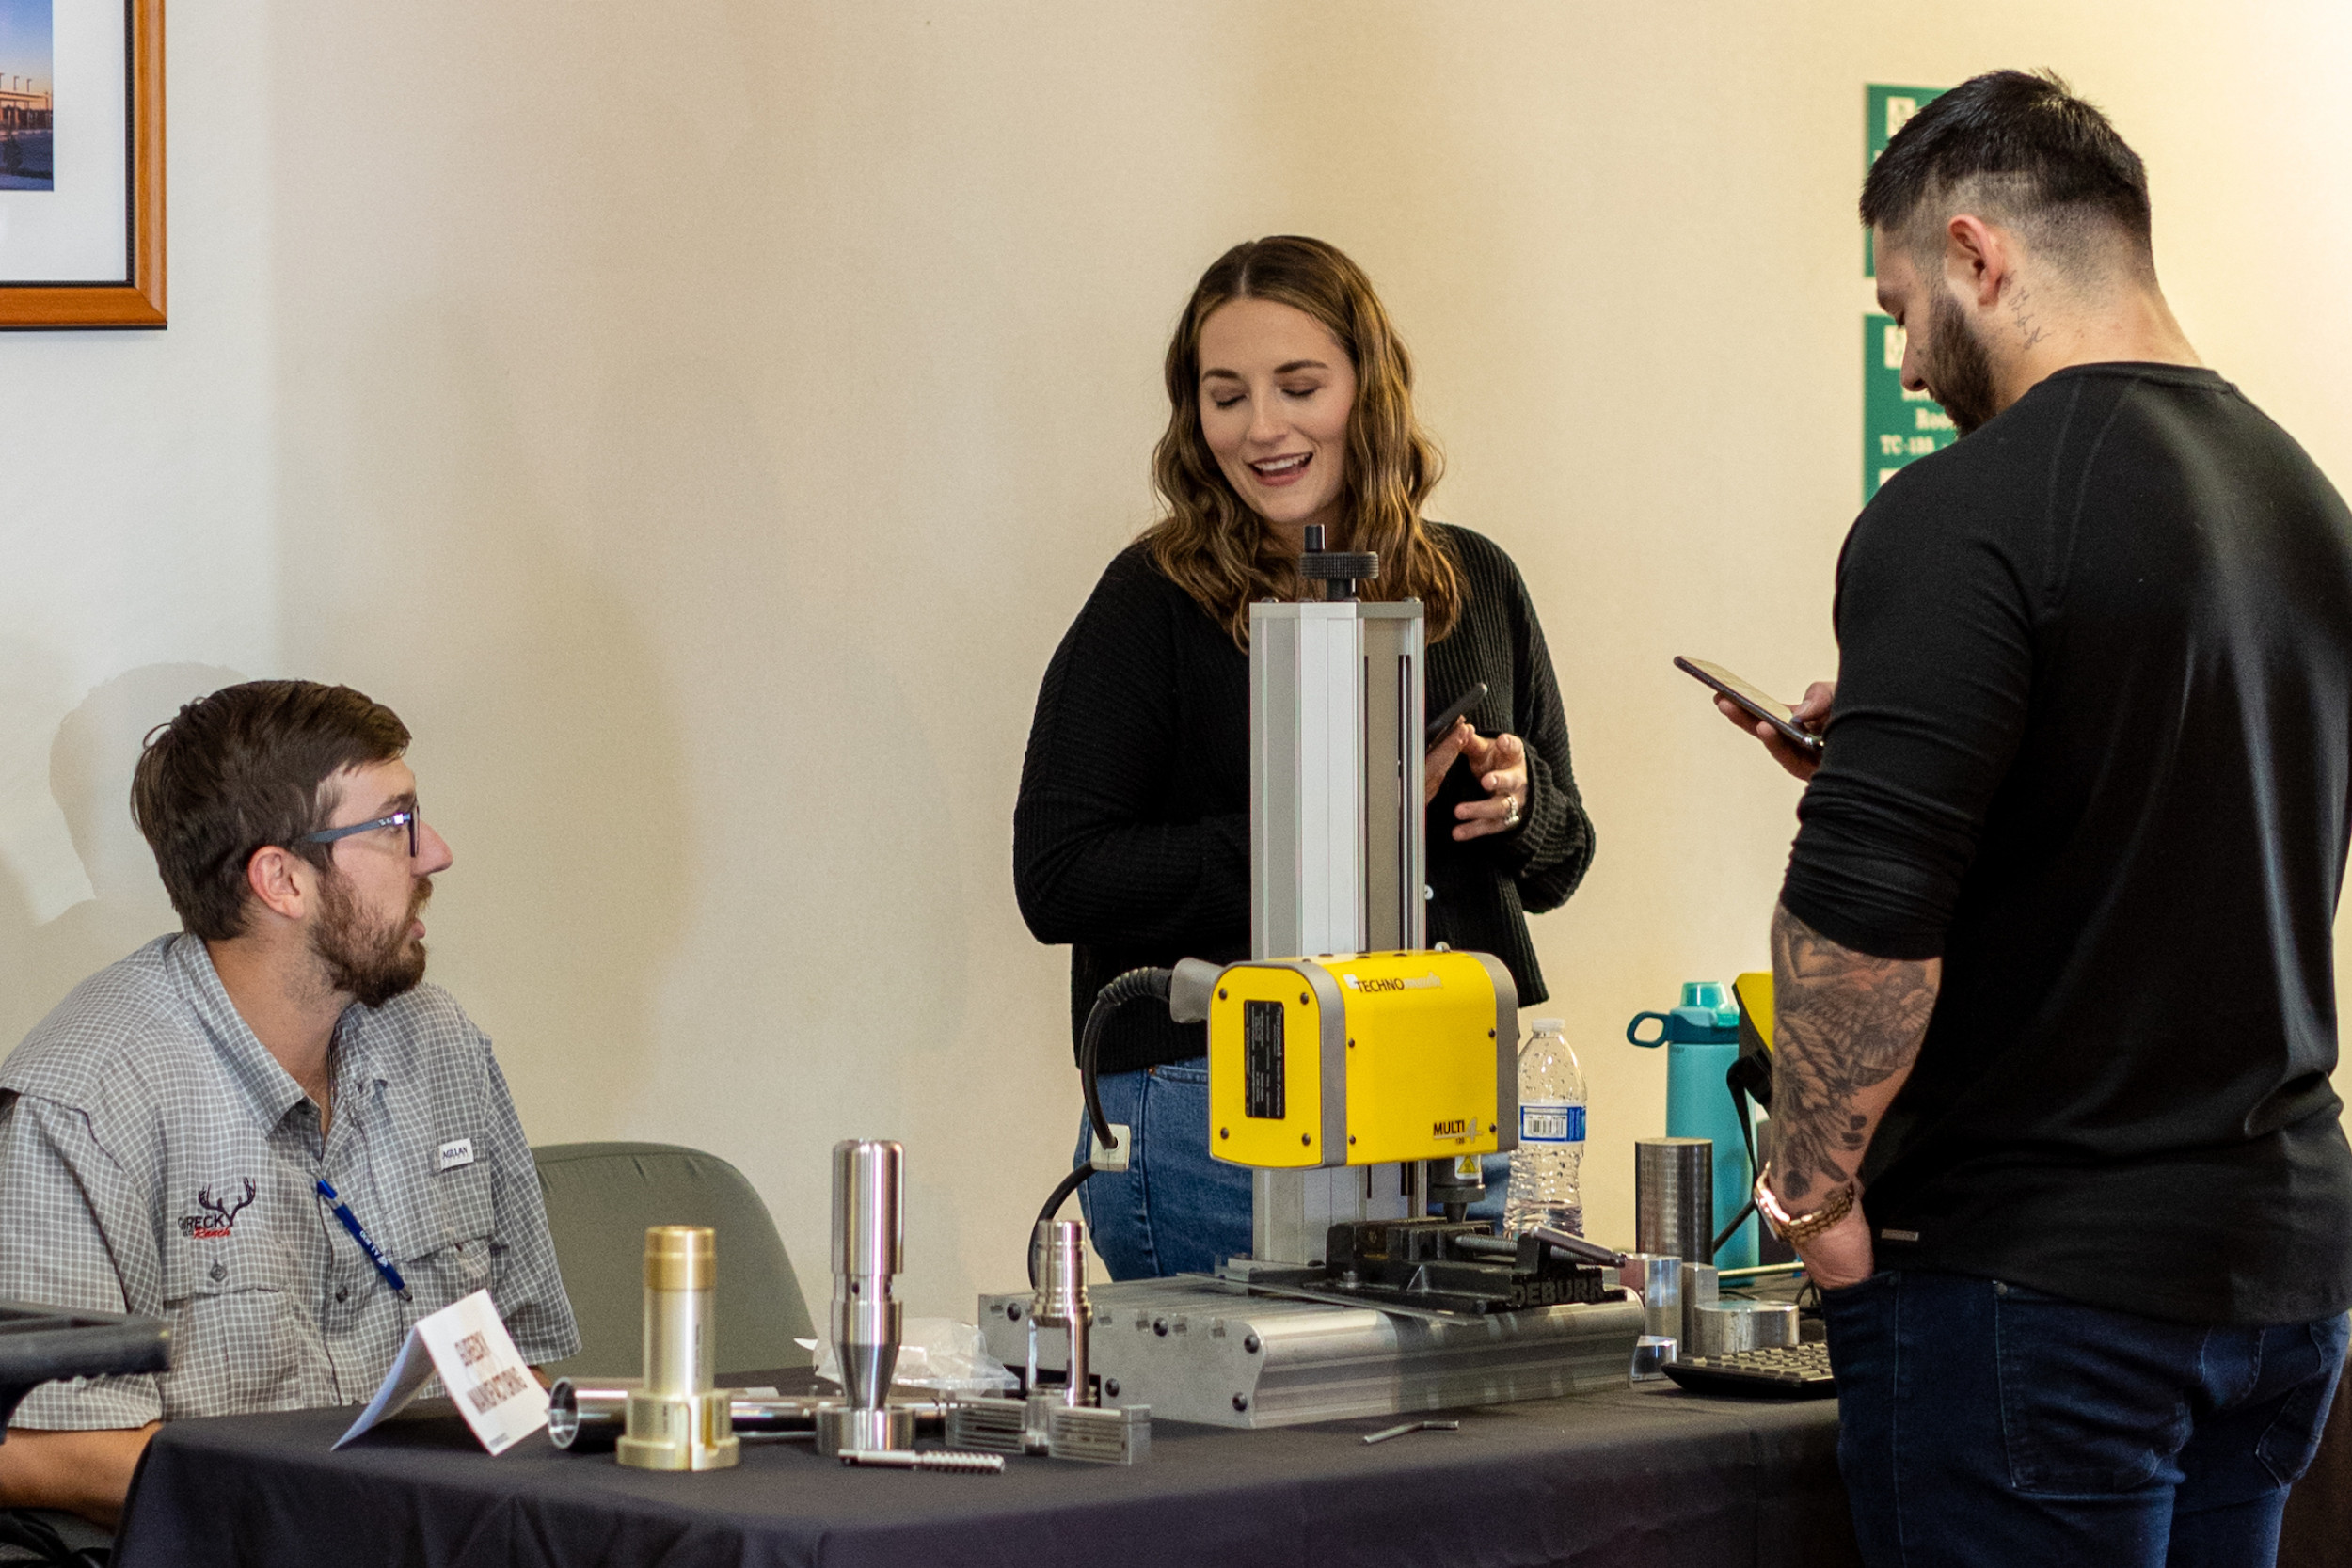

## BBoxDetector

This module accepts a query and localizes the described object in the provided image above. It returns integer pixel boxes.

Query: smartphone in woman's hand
[1424,681,1489,749]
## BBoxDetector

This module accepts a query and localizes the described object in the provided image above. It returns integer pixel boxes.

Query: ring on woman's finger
[1502,795,1522,827]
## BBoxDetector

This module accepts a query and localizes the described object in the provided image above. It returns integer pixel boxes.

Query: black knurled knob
[1299,551,1379,580]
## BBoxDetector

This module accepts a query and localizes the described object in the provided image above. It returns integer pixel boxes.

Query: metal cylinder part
[1620,1252,1682,1343]
[1635,1137,1714,1263]
[551,1382,947,1452]
[1678,1261,1719,1355]
[815,1403,917,1457]
[616,1227,739,1471]
[642,1226,716,1396]
[552,1386,808,1450]
[1027,1219,1092,1407]
[831,1139,905,1418]
[1690,1299,1801,1358]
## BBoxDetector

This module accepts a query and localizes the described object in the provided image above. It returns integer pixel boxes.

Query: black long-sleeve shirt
[1782,362,2352,1326]
[1015,523,1595,1076]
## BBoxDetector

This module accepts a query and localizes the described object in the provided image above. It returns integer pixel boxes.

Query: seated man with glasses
[0,680,579,1528]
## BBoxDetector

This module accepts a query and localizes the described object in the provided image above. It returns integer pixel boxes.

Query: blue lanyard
[315,1179,410,1301]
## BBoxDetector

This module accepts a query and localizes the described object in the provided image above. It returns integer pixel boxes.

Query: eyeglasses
[296,810,420,859]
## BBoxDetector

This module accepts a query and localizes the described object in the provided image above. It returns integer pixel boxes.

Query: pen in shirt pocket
[316,1179,411,1301]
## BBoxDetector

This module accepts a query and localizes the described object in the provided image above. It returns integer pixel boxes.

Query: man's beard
[311,872,432,1009]
[1922,289,2000,436]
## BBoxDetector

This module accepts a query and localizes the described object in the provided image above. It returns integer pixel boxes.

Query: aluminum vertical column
[1246,597,1426,1266]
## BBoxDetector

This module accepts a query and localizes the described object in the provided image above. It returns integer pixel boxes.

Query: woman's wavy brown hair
[1141,236,1462,648]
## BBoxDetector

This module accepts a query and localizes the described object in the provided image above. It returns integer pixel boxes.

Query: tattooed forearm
[1768,903,1941,1205]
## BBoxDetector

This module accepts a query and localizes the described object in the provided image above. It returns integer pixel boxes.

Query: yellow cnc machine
[1198,950,1520,1170]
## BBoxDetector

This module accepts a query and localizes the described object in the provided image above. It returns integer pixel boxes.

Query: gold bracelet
[1754,1171,1856,1245]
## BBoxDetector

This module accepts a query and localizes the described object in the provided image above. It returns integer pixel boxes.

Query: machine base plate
[980,1275,1643,1429]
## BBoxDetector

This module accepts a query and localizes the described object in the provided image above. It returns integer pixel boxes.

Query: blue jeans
[1823,1270,2350,1567]
[1074,1062,1252,1280]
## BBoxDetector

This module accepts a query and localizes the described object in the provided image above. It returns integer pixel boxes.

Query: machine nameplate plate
[1244,1001,1285,1119]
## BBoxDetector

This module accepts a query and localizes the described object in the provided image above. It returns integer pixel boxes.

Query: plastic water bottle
[1505,1018,1586,1237]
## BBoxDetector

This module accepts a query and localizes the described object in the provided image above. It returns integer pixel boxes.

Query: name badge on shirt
[437,1138,476,1172]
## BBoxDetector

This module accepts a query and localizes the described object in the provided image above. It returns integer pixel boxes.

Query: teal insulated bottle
[1627,982,1756,1268]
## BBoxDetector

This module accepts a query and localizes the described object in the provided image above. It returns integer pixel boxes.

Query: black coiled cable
[1027,966,1179,1284]
[1077,966,1175,1156]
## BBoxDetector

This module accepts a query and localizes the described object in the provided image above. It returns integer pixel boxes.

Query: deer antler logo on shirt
[180,1178,257,1239]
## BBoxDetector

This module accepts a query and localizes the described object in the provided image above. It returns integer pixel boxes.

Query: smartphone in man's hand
[1676,657,1824,760]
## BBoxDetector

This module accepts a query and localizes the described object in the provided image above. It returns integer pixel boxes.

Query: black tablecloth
[116,1380,1860,1568]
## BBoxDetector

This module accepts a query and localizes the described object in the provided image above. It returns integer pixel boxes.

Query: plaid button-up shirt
[0,935,578,1428]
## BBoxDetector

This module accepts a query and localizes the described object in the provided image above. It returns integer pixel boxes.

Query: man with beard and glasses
[0,681,577,1530]
[1715,71,2352,1565]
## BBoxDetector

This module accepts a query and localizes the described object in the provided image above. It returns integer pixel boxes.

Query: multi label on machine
[1520,1101,1585,1144]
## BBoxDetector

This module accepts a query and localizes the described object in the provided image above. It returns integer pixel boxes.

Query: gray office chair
[532,1141,814,1380]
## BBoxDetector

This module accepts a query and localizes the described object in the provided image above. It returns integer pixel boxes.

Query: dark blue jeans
[1074,1062,1252,1280]
[1823,1270,2349,1567]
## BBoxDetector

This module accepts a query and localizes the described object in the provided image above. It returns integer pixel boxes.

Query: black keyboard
[1661,1339,1836,1399]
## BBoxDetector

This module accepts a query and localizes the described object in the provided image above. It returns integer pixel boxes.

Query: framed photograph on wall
[0,0,164,328]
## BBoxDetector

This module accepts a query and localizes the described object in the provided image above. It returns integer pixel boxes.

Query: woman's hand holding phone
[1423,721,1531,836]
[1424,720,1472,805]
[1454,730,1530,838]
[1718,680,1835,782]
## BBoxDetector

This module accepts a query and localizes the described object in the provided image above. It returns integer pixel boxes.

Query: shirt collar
[167,934,383,1132]
[331,1006,389,1104]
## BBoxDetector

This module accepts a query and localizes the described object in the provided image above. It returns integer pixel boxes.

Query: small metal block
[942,1397,1031,1456]
[1046,1402,1151,1465]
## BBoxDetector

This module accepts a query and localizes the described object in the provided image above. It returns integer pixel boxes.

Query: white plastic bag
[796,1317,1019,1397]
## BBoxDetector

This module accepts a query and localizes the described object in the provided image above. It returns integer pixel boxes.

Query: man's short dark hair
[1862,70,2152,275]
[131,681,411,942]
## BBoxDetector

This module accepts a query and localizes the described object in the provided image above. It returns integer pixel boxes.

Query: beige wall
[3,1,2348,1323]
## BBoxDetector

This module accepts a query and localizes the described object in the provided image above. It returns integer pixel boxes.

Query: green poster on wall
[1863,83,1950,500]
[1863,314,1956,500]
[1865,84,1944,277]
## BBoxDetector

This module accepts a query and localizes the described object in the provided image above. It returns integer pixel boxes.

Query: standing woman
[1014,236,1596,1279]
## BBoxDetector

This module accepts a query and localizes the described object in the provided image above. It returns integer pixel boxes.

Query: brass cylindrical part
[641,1226,717,1398]
[617,1225,739,1471]
[645,1224,718,1292]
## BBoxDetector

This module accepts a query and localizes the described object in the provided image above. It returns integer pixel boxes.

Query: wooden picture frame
[0,0,165,329]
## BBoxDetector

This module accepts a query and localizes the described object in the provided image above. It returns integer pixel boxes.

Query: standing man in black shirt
[1724,71,2352,1565]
